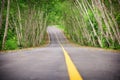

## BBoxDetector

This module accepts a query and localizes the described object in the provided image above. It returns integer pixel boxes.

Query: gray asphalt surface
[0,26,120,80]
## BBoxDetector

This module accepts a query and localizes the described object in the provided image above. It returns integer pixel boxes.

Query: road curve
[0,26,120,80]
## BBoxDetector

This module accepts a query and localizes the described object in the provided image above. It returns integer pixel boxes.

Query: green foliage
[63,0,120,50]
[4,27,18,50]
[5,38,18,50]
[116,14,120,25]
[101,37,108,48]
[47,0,65,25]
[1,0,120,50]
[56,25,65,31]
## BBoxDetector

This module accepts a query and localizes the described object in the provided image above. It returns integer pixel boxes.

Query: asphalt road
[0,26,120,80]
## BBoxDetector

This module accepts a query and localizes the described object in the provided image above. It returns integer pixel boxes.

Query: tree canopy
[0,0,120,50]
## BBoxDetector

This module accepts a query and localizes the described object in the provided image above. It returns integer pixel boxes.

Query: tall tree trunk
[0,0,5,30]
[17,2,23,46]
[118,0,120,5]
[2,0,10,49]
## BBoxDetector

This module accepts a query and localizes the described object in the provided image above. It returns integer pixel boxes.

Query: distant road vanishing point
[0,26,120,80]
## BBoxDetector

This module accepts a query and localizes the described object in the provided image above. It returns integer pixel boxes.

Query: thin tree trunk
[17,3,23,45]
[82,0,103,47]
[118,0,120,5]
[11,15,20,46]
[2,0,10,49]
[0,0,5,30]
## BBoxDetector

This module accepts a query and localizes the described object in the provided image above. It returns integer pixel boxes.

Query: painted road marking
[54,31,83,80]
[61,46,83,80]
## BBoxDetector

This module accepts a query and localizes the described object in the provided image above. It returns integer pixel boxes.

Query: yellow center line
[61,45,83,80]
[54,32,83,80]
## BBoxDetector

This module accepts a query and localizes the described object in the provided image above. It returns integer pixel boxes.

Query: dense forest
[0,0,120,50]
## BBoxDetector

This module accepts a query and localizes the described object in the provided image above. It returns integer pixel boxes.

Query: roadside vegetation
[0,0,59,50]
[62,0,120,49]
[0,0,120,50]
